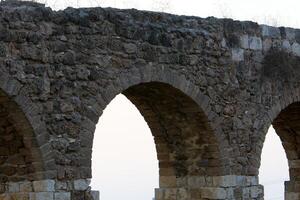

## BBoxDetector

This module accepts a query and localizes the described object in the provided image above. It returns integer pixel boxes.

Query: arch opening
[260,102,300,199]
[91,81,222,199]
[91,94,159,200]
[259,125,289,200]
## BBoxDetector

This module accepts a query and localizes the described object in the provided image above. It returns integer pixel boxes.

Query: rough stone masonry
[0,0,300,199]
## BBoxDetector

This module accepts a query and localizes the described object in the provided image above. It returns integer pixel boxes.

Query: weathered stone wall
[0,0,300,199]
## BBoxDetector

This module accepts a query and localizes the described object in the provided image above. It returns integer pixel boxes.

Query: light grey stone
[286,28,296,40]
[232,48,244,61]
[54,192,71,200]
[8,182,19,193]
[250,186,263,198]
[261,25,281,38]
[74,179,91,191]
[242,187,251,199]
[55,181,68,191]
[33,180,55,192]
[201,187,227,199]
[292,42,300,56]
[90,191,100,200]
[30,192,54,200]
[249,36,262,50]
[20,181,33,192]
[213,175,237,187]
[250,176,259,185]
[240,35,249,49]
[282,40,291,51]
[187,176,205,188]
[221,38,227,48]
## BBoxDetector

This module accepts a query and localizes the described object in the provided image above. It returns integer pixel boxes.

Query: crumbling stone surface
[0,0,300,199]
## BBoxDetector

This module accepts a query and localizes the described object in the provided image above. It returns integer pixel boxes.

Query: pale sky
[37,0,296,199]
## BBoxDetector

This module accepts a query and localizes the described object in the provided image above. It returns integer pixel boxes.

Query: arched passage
[259,100,300,199]
[123,82,221,182]
[91,78,224,199]
[259,125,289,199]
[92,94,159,200]
[272,102,300,198]
[0,88,48,185]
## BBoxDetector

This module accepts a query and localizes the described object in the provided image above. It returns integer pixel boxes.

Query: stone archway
[124,82,221,185]
[84,67,232,200]
[0,72,57,198]
[270,102,300,199]
[95,81,222,199]
[0,88,54,198]
[256,88,300,199]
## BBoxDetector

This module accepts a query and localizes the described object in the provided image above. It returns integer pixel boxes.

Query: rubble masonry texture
[0,1,300,199]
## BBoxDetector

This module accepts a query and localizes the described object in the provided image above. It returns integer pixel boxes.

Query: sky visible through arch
[28,0,298,199]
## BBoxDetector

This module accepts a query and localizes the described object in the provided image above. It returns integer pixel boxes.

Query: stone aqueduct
[0,1,300,199]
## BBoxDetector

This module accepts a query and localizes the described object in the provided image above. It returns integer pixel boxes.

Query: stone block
[282,40,291,51]
[232,48,244,62]
[187,176,205,188]
[163,188,177,200]
[262,38,271,52]
[213,175,237,187]
[73,179,90,191]
[0,193,11,200]
[29,192,54,200]
[261,25,281,38]
[55,181,68,191]
[285,192,300,200]
[33,180,55,192]
[249,36,262,50]
[240,35,249,49]
[89,191,100,200]
[10,192,30,200]
[292,42,300,56]
[200,187,227,199]
[159,176,177,188]
[236,176,247,186]
[8,182,19,193]
[249,176,259,185]
[221,38,227,48]
[250,186,263,198]
[20,181,33,192]
[226,188,234,199]
[288,160,300,168]
[242,187,250,199]
[285,28,296,40]
[155,188,164,200]
[54,192,71,200]
[177,188,188,200]
[124,43,137,54]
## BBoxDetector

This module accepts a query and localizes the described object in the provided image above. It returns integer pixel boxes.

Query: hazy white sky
[38,0,296,199]
[92,95,158,200]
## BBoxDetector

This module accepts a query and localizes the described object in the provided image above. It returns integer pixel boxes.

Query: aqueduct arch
[91,68,229,199]
[255,89,300,199]
[0,0,300,199]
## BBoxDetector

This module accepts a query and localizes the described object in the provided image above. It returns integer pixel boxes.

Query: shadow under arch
[89,66,229,197]
[0,73,56,183]
[123,81,221,187]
